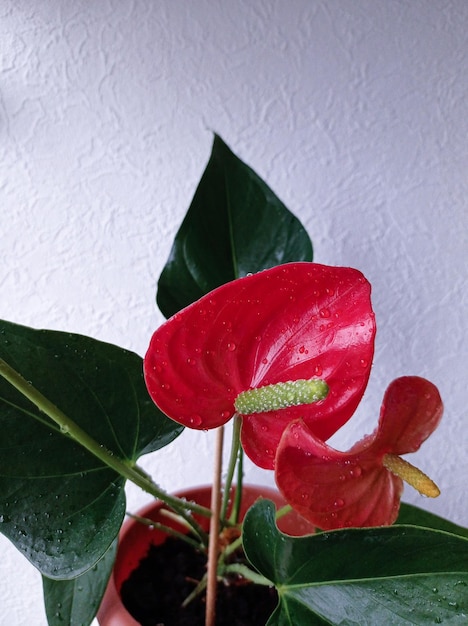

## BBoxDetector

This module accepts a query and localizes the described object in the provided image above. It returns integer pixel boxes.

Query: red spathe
[144,262,376,469]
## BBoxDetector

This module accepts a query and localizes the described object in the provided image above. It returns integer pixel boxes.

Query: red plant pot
[97,484,314,625]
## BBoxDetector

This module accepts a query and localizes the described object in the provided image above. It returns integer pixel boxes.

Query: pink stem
[205,426,224,626]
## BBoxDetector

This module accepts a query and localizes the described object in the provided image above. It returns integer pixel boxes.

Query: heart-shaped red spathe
[275,376,443,529]
[144,262,376,469]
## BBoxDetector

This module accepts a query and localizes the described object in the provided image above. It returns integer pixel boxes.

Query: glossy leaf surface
[146,262,376,469]
[275,377,443,528]
[0,320,182,578]
[397,502,468,538]
[43,539,117,626]
[157,134,313,318]
[243,499,468,625]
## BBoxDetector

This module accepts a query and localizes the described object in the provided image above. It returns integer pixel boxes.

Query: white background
[0,1,466,624]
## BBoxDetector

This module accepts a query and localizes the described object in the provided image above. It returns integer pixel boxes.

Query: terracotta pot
[97,484,314,626]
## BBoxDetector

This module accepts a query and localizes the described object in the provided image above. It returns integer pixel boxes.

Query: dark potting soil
[120,536,278,625]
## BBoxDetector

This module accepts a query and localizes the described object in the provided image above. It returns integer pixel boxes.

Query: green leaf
[157,134,313,317]
[0,320,182,578]
[397,502,468,538]
[43,539,117,626]
[243,499,468,625]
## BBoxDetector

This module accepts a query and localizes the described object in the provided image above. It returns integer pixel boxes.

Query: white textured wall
[1,1,467,623]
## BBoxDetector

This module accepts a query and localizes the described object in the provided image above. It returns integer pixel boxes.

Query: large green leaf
[43,539,118,626]
[157,134,313,318]
[0,320,182,578]
[243,500,468,625]
[397,502,468,538]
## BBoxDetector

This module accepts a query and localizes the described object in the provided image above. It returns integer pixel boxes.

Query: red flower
[275,376,443,529]
[144,262,375,469]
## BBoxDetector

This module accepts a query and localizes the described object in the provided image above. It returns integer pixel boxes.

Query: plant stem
[220,534,243,561]
[0,356,210,539]
[182,575,207,608]
[220,414,241,519]
[223,563,272,586]
[229,445,244,524]
[276,504,293,520]
[205,426,224,626]
[127,513,204,550]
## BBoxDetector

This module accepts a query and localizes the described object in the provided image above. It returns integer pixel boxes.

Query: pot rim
[97,483,312,625]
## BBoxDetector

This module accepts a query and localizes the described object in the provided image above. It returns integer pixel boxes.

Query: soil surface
[120,536,278,625]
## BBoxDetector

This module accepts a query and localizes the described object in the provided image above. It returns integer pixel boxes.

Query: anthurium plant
[0,135,467,626]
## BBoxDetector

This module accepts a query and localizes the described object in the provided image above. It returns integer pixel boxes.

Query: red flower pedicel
[275,376,443,529]
[144,262,376,469]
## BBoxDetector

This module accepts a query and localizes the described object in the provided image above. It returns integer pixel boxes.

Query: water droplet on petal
[319,308,331,318]
[333,498,345,508]
[227,342,236,352]
[189,415,202,426]
[351,465,362,477]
